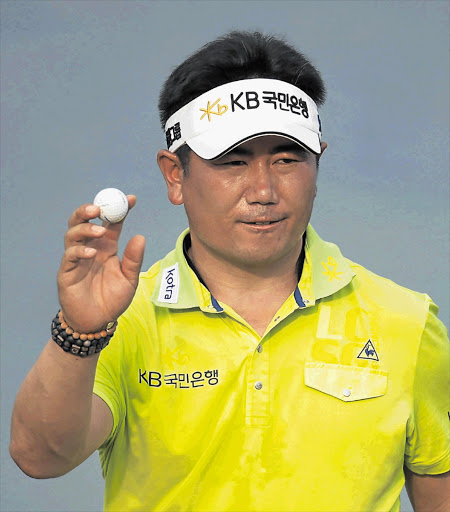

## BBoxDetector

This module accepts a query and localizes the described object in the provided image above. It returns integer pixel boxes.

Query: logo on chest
[312,304,380,366]
[138,369,219,388]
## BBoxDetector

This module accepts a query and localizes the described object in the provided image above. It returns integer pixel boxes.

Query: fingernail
[86,205,97,215]
[92,225,105,234]
[85,247,96,256]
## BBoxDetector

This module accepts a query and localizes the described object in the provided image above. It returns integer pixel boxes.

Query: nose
[244,159,279,205]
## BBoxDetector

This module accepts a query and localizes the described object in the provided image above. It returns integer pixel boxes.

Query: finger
[68,204,101,229]
[121,235,146,289]
[60,245,97,274]
[67,195,137,249]
[127,195,137,210]
[68,195,136,229]
[65,223,106,249]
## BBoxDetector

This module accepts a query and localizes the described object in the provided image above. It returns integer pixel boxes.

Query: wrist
[60,309,114,335]
[51,310,117,357]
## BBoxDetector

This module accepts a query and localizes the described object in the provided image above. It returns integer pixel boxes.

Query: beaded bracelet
[51,310,117,357]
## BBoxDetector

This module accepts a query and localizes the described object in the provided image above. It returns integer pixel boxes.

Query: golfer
[11,31,449,512]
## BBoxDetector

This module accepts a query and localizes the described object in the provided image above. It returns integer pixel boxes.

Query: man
[10,31,449,511]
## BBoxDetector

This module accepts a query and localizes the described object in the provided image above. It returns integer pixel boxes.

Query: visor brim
[185,121,321,160]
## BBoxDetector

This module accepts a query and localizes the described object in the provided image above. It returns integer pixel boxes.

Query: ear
[314,142,327,197]
[317,141,327,164]
[157,150,184,205]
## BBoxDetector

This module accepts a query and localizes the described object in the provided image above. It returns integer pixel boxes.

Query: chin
[228,247,292,270]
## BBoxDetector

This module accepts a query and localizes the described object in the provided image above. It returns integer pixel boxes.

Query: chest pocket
[304,362,388,402]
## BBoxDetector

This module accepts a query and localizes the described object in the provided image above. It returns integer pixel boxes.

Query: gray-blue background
[1,1,448,511]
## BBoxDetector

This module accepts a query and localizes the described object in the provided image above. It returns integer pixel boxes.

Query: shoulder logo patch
[158,263,179,303]
[357,340,379,361]
[321,256,344,281]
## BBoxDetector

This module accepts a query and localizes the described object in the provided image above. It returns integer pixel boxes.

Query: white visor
[164,78,322,160]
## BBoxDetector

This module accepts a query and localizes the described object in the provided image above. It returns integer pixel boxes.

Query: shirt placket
[246,338,270,427]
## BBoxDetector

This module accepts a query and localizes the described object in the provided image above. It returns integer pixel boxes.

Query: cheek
[194,178,242,209]
[286,174,317,201]
[183,179,237,224]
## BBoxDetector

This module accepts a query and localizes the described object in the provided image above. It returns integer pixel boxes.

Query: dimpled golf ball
[93,188,129,223]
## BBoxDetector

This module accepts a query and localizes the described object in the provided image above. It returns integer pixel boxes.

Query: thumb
[122,235,146,288]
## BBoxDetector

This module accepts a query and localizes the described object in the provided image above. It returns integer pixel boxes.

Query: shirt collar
[151,228,219,312]
[151,225,354,311]
[297,224,355,306]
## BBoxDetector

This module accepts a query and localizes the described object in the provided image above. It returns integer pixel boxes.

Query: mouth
[240,218,285,228]
[246,220,280,225]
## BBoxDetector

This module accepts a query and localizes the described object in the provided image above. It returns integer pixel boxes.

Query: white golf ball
[93,188,129,223]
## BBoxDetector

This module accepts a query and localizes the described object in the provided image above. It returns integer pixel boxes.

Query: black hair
[158,30,326,170]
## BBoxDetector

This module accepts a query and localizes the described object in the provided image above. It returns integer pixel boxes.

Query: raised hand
[57,195,145,333]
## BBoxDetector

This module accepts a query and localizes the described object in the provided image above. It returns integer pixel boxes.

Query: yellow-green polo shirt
[94,225,449,512]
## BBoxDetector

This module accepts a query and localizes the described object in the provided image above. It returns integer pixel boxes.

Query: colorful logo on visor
[200,98,228,121]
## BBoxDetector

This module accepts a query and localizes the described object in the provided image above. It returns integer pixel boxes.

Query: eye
[275,150,310,164]
[217,160,247,167]
[275,157,303,165]
[277,158,298,164]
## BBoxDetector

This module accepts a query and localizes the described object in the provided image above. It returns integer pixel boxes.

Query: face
[159,136,326,272]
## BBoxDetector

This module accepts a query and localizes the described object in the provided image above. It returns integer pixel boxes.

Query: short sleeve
[405,298,450,474]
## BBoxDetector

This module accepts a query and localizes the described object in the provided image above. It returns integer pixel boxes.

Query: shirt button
[255,381,263,390]
[343,388,351,397]
[257,345,263,353]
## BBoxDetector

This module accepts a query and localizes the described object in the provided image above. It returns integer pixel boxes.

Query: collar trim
[294,287,306,308]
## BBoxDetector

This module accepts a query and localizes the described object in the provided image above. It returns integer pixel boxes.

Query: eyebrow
[270,143,309,155]
[221,143,310,158]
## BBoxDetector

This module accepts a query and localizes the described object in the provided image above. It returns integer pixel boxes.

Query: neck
[186,234,303,335]
[187,234,303,288]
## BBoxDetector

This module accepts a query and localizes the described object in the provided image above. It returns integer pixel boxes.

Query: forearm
[405,467,450,512]
[10,340,99,478]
